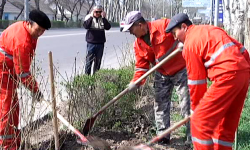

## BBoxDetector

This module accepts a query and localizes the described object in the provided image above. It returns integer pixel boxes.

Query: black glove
[33,90,44,102]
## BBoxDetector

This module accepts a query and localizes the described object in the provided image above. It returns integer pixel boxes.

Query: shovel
[42,99,111,150]
[82,45,183,136]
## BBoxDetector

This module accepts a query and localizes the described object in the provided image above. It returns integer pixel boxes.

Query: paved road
[36,27,135,79]
[19,27,135,128]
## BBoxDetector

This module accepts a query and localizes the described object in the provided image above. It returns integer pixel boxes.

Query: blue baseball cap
[166,13,190,33]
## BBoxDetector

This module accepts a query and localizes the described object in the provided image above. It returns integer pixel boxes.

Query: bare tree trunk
[16,6,24,20]
[35,0,40,10]
[0,0,6,20]
[85,0,95,15]
[244,0,250,50]
[76,0,84,22]
[223,0,246,44]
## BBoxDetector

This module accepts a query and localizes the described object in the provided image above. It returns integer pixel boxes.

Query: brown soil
[28,95,192,150]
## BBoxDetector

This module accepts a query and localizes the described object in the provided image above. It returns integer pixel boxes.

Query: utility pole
[24,0,29,20]
[139,0,141,11]
[210,0,214,25]
[151,0,153,20]
[170,0,173,17]
[163,0,165,17]
[214,0,219,26]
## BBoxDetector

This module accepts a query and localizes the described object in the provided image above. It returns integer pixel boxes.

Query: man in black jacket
[83,5,111,75]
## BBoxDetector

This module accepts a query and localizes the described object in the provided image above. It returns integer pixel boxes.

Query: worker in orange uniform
[0,10,51,149]
[166,13,250,150]
[123,11,191,144]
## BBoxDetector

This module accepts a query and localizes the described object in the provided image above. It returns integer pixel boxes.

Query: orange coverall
[183,25,250,150]
[131,19,186,84]
[131,19,190,141]
[0,21,39,149]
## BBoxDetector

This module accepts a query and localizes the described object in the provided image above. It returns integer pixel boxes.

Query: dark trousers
[85,43,104,75]
[153,68,190,139]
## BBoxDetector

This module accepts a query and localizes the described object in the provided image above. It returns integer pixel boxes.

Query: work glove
[127,82,139,92]
[33,90,44,102]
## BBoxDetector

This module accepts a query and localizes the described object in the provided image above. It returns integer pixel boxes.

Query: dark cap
[166,13,190,33]
[122,11,143,32]
[29,9,51,30]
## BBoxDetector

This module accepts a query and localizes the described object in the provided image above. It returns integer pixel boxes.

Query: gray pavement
[36,27,135,78]
[19,27,136,128]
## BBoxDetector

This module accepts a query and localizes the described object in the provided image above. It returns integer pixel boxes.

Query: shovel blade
[83,116,97,135]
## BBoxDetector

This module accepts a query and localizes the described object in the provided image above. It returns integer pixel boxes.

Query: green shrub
[66,21,82,28]
[237,92,250,150]
[0,20,17,29]
[64,67,152,131]
[51,21,66,28]
[109,22,119,27]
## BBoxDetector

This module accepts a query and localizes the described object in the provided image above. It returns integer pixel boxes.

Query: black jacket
[83,15,111,44]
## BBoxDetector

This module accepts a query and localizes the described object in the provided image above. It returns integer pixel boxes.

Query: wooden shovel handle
[147,116,190,145]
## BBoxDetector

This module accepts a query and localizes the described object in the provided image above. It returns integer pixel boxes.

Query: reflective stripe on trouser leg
[0,73,20,150]
[153,72,173,139]
[191,71,249,150]
[212,72,249,150]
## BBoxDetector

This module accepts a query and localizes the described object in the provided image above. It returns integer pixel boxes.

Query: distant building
[3,0,89,22]
[3,0,55,21]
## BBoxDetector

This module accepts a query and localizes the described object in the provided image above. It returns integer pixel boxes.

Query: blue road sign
[182,0,210,7]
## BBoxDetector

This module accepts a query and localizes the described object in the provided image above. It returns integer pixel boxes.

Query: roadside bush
[51,21,66,28]
[0,20,17,29]
[64,67,153,132]
[110,22,119,27]
[237,91,250,150]
[66,21,82,28]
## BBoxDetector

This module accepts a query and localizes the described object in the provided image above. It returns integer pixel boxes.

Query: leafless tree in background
[62,0,79,21]
[75,0,85,21]
[223,0,250,50]
[0,0,7,20]
[84,0,95,14]
[35,0,40,10]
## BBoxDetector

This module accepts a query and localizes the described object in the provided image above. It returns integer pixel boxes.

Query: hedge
[0,20,119,29]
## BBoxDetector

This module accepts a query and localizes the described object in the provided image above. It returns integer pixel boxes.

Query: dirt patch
[28,95,192,150]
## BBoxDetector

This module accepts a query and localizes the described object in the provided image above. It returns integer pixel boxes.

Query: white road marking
[40,30,119,38]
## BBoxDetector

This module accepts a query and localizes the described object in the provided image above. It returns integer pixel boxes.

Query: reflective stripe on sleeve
[0,134,15,140]
[135,68,149,72]
[0,48,13,60]
[188,79,207,85]
[240,47,246,53]
[204,42,235,68]
[20,72,31,78]
[192,137,213,145]
[212,138,233,147]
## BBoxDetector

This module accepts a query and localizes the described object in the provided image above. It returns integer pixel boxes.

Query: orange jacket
[0,21,39,92]
[183,25,250,110]
[131,19,186,84]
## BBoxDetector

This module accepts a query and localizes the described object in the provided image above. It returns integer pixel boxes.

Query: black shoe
[157,138,170,145]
